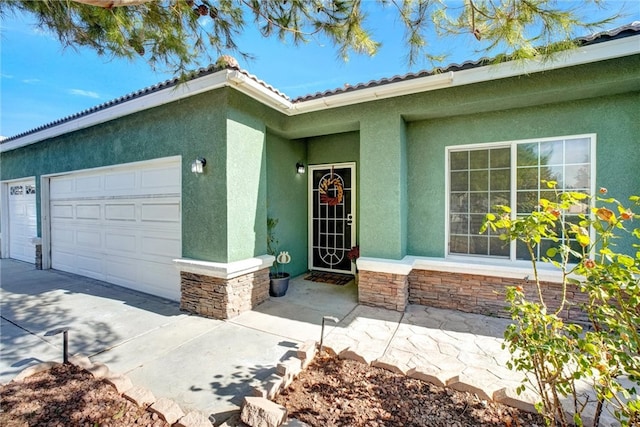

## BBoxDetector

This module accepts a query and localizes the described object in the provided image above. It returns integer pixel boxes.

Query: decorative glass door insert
[309,163,356,274]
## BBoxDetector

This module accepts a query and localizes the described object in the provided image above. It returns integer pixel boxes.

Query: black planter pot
[269,273,290,297]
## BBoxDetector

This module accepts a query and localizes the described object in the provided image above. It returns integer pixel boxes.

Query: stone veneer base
[358,270,409,312]
[180,267,270,320]
[358,267,588,322]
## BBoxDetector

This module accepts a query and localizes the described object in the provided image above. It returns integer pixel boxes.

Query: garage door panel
[51,226,75,245]
[106,257,138,283]
[76,255,104,279]
[76,229,102,248]
[141,263,180,300]
[105,204,136,221]
[50,158,181,301]
[76,175,102,193]
[52,204,74,219]
[77,204,101,219]
[52,250,78,273]
[105,233,137,253]
[141,202,180,222]
[105,171,136,191]
[50,177,74,197]
[141,166,180,191]
[141,235,180,258]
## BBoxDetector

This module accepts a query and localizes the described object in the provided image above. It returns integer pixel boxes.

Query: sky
[1,1,638,139]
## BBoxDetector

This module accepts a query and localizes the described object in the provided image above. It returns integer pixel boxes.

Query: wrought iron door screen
[309,164,355,274]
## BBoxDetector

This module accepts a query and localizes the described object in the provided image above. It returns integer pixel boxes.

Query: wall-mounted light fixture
[191,157,206,174]
[296,162,305,174]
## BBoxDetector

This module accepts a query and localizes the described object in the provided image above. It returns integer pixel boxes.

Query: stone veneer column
[35,243,43,270]
[175,256,274,320]
[180,268,270,319]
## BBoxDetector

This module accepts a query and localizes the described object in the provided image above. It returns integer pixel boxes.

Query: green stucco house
[1,24,638,320]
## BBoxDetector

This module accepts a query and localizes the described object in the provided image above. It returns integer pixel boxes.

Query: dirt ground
[0,356,546,427]
[0,363,169,427]
[275,355,546,427]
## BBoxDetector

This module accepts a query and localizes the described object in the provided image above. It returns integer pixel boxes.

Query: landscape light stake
[320,316,339,355]
[45,327,70,364]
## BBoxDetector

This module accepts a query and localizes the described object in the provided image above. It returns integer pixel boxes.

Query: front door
[308,163,356,274]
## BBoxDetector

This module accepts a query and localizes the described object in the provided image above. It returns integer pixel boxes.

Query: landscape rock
[68,354,92,370]
[105,373,134,394]
[123,385,156,407]
[150,397,185,424]
[86,362,110,379]
[241,396,287,427]
[175,410,214,427]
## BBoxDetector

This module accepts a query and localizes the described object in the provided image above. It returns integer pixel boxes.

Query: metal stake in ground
[319,316,339,355]
[45,327,70,364]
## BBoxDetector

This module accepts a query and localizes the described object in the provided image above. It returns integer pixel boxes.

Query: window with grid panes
[448,135,593,260]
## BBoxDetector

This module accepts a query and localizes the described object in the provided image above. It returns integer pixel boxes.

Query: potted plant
[267,217,291,297]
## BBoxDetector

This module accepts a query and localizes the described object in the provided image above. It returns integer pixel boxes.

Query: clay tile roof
[2,22,638,143]
[291,21,640,103]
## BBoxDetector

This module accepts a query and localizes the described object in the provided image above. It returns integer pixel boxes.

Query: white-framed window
[447,134,595,261]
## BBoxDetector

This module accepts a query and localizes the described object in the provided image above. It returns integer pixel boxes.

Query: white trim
[173,255,275,280]
[40,155,182,180]
[40,175,51,269]
[2,35,638,153]
[292,72,454,113]
[1,72,231,153]
[357,255,574,284]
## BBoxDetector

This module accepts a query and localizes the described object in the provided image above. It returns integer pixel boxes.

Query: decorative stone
[372,357,407,375]
[175,411,214,427]
[123,385,156,407]
[150,397,186,424]
[105,373,134,394]
[492,387,536,413]
[68,354,92,370]
[296,340,317,369]
[241,396,287,427]
[86,362,110,379]
[276,358,302,388]
[264,373,285,400]
[446,373,494,401]
[406,366,448,388]
[13,362,59,382]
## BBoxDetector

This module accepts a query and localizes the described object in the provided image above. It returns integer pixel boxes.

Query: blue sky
[1,1,638,138]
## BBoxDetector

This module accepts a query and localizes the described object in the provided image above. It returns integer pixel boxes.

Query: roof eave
[290,34,640,114]
[2,32,638,153]
[1,70,232,153]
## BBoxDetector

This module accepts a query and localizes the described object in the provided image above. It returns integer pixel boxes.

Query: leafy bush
[482,183,639,426]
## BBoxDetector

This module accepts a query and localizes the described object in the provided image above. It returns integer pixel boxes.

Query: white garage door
[8,179,37,263]
[50,158,182,301]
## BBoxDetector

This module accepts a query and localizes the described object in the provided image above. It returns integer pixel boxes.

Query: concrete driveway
[0,259,358,424]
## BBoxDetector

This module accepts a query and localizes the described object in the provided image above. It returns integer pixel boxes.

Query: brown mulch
[0,363,170,427]
[275,355,546,427]
[0,356,547,427]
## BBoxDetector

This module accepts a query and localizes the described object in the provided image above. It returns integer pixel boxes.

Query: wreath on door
[319,174,344,206]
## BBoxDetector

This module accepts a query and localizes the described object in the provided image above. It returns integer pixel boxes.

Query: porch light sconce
[296,162,305,174]
[191,157,206,174]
